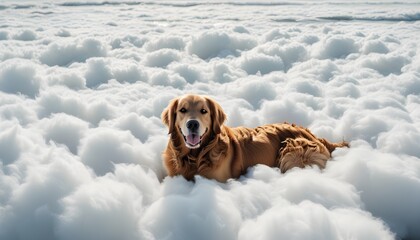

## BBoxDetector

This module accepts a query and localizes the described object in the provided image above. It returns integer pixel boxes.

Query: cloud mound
[313,35,359,59]
[0,59,41,98]
[40,38,107,66]
[187,31,256,59]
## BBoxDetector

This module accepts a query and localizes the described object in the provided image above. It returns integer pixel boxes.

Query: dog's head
[162,94,226,149]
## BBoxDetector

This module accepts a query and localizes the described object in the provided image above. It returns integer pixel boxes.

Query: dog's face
[162,94,226,149]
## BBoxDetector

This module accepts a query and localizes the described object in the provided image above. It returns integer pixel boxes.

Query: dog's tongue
[186,134,200,146]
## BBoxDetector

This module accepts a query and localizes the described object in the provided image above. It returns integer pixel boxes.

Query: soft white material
[0,1,419,239]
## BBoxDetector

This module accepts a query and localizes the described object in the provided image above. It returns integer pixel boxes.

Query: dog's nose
[186,119,199,132]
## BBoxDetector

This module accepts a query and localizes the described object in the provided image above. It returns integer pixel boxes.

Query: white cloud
[57,177,144,240]
[0,59,42,98]
[149,70,187,88]
[239,52,284,75]
[274,169,362,209]
[360,54,409,76]
[110,35,147,49]
[0,31,9,40]
[78,128,154,176]
[37,89,117,125]
[56,29,71,37]
[187,31,256,59]
[1,147,92,240]
[313,35,359,59]
[0,124,22,165]
[288,58,339,82]
[47,68,86,90]
[142,178,241,240]
[253,42,309,71]
[39,38,107,66]
[238,201,394,240]
[170,63,204,84]
[101,112,161,143]
[362,39,390,54]
[40,113,89,154]
[37,91,88,121]
[230,78,277,108]
[144,36,185,52]
[376,123,420,158]
[327,144,420,239]
[13,29,37,41]
[85,58,113,88]
[112,63,147,84]
[211,62,246,83]
[260,99,313,126]
[143,49,181,68]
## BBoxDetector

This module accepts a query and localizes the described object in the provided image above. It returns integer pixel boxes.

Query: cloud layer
[1,0,420,239]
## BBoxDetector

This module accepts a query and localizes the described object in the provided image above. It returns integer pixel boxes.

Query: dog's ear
[206,97,226,135]
[161,98,179,134]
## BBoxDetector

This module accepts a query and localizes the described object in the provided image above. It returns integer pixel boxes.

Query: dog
[161,94,348,182]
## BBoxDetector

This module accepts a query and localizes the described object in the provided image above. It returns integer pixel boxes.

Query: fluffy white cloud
[0,59,42,98]
[239,53,284,75]
[40,38,107,67]
[0,146,92,240]
[0,125,22,165]
[327,144,420,238]
[228,77,277,109]
[260,99,313,126]
[78,128,154,176]
[144,36,185,52]
[57,177,144,240]
[101,112,162,143]
[360,54,409,76]
[40,113,89,154]
[142,178,242,240]
[37,89,117,125]
[1,1,420,240]
[13,29,37,41]
[85,58,113,87]
[313,35,359,59]
[362,39,390,54]
[0,31,9,40]
[143,49,181,68]
[187,31,257,59]
[238,201,394,240]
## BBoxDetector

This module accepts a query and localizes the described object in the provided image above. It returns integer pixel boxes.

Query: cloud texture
[0,0,420,239]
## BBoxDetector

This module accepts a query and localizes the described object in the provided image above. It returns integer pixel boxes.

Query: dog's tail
[319,138,349,154]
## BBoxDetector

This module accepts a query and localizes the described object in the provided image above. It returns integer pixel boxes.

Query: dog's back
[226,123,348,176]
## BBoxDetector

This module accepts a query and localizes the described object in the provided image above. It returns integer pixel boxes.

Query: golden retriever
[162,94,348,182]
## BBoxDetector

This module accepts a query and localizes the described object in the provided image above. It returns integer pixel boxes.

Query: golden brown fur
[162,94,348,182]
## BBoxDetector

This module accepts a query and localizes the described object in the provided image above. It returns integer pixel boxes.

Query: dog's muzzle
[184,120,202,148]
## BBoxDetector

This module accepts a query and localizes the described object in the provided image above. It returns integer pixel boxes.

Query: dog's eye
[200,109,208,114]
[179,108,187,113]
